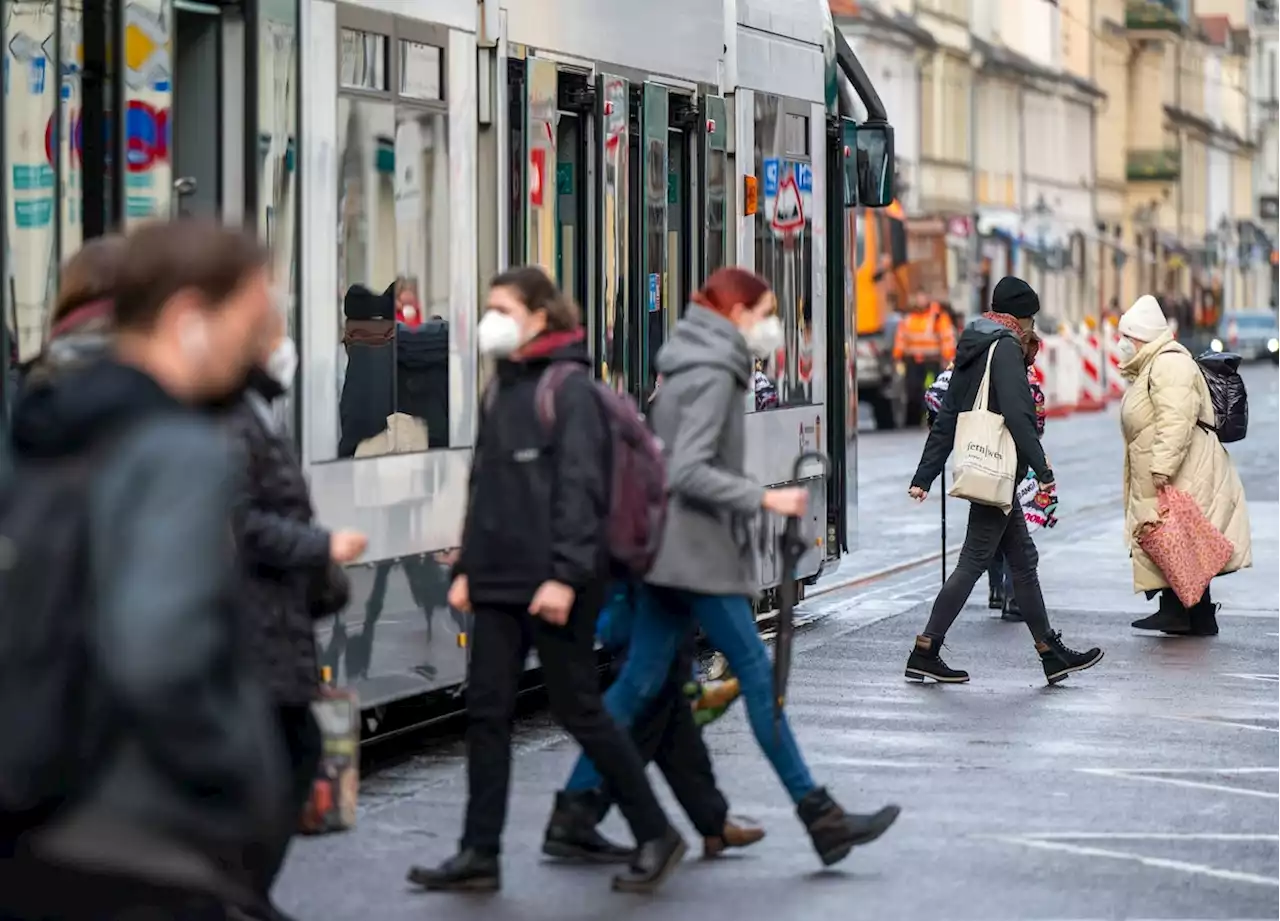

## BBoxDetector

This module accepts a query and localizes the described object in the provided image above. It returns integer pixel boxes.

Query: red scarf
[982,311,1039,367]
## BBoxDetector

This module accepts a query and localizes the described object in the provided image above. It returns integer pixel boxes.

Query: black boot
[1132,592,1191,633]
[406,848,500,892]
[905,634,969,683]
[542,791,633,863]
[610,826,686,894]
[1185,601,1220,637]
[797,787,901,867]
[1001,591,1024,623]
[988,580,1004,610]
[1037,631,1104,685]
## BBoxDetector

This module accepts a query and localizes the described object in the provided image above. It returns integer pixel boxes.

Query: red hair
[690,267,771,318]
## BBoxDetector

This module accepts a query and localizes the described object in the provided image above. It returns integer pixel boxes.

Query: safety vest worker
[893,297,957,365]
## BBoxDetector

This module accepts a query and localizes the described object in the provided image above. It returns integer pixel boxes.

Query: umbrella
[773,450,831,741]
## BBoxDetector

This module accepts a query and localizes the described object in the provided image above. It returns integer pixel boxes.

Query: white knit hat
[1118,295,1169,343]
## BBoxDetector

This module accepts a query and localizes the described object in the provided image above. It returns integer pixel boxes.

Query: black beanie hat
[991,276,1040,319]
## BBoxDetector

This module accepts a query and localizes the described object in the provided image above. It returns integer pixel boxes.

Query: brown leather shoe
[703,816,765,858]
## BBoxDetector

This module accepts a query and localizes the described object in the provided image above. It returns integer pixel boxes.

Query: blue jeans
[597,582,698,686]
[565,585,816,803]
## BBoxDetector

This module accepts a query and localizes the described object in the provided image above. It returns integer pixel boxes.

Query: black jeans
[924,499,1052,642]
[599,637,728,838]
[988,553,1010,595]
[0,861,230,920]
[252,703,322,896]
[462,592,670,853]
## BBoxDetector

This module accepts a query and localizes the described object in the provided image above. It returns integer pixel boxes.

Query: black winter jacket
[4,359,289,900]
[223,371,332,705]
[912,318,1052,492]
[455,331,609,605]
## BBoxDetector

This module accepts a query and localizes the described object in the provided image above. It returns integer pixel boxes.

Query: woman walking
[222,309,369,918]
[904,276,1102,685]
[408,267,684,895]
[1116,295,1252,636]
[555,266,900,868]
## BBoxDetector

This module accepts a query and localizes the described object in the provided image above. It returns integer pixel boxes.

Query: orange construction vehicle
[852,200,949,429]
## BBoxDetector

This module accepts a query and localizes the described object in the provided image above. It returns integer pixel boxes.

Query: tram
[0,0,894,720]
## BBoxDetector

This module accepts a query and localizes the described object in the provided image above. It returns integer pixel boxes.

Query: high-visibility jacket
[893,304,956,363]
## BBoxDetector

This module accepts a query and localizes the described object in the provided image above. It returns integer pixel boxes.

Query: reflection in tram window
[339,27,387,91]
[61,0,85,258]
[259,0,299,437]
[3,0,60,366]
[752,92,814,411]
[121,0,173,225]
[335,97,452,459]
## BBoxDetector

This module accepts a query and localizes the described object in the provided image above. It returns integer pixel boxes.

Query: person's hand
[908,486,927,503]
[448,575,471,613]
[1153,472,1171,491]
[762,488,808,517]
[329,530,368,564]
[529,581,575,626]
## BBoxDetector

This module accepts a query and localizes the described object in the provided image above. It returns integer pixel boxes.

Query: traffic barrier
[1074,323,1107,412]
[1101,322,1129,401]
[1034,333,1081,417]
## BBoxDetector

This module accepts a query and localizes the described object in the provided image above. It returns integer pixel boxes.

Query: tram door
[170,0,244,218]
[824,116,858,557]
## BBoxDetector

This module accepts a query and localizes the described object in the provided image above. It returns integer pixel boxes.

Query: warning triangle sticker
[770,173,805,234]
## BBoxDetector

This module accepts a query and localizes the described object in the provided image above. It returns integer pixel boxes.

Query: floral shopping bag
[1135,487,1234,608]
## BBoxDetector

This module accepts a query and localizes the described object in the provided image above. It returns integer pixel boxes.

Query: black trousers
[252,703,322,896]
[600,638,728,838]
[924,499,1052,642]
[462,592,670,853]
[905,358,943,426]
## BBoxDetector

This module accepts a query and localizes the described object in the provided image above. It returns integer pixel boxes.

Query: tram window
[340,28,387,91]
[258,0,300,338]
[752,92,814,411]
[334,96,453,459]
[120,0,173,226]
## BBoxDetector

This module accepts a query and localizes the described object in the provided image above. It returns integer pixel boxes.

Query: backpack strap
[533,362,588,431]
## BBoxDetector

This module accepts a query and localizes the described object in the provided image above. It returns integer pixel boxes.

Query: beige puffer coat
[1118,329,1252,593]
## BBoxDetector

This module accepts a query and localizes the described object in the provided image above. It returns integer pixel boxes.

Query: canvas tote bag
[948,343,1017,512]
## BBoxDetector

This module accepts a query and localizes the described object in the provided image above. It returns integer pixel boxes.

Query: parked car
[1211,311,1279,363]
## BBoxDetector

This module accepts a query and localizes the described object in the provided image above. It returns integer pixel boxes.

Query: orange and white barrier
[1033,333,1081,417]
[1072,323,1107,412]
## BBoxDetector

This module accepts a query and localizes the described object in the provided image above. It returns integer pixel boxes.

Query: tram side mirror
[852,120,895,209]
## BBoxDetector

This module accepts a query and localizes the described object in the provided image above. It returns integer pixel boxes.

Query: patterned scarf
[982,311,1039,367]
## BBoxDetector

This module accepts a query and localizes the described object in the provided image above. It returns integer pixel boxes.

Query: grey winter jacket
[645,305,764,597]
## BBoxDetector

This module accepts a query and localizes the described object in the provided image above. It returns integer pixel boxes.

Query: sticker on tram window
[647,273,660,314]
[556,162,573,196]
[14,198,53,229]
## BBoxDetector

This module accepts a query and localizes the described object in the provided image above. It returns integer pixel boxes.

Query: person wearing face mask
[906,276,1103,686]
[407,266,685,896]
[550,267,901,869]
[1115,295,1251,637]
[216,308,368,917]
[0,219,291,919]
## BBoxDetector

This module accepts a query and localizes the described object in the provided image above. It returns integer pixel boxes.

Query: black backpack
[1195,350,1248,444]
[0,448,108,841]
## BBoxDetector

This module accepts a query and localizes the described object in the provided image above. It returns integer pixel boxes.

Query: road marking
[1018,832,1279,842]
[1079,767,1279,799]
[1154,714,1280,733]
[1222,673,1280,683]
[1080,767,1278,775]
[986,835,1280,887]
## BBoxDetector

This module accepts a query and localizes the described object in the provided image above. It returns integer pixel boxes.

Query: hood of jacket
[655,304,751,389]
[10,358,184,460]
[496,329,591,385]
[954,316,1020,372]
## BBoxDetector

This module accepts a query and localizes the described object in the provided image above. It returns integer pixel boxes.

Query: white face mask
[477,310,523,358]
[1116,337,1138,362]
[744,314,785,359]
[265,336,298,389]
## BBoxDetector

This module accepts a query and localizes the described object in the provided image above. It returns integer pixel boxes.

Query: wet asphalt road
[277,363,1280,921]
